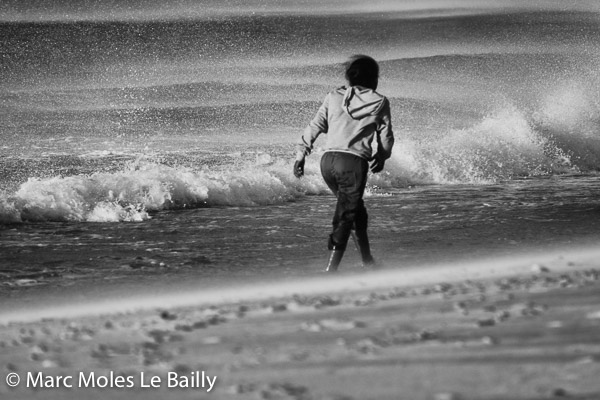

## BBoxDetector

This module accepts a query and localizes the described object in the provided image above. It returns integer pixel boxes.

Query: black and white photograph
[1,1,600,399]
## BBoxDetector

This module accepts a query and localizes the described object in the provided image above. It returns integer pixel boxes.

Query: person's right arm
[294,94,330,177]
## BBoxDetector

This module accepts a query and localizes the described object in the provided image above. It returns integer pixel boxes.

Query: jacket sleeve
[376,98,394,160]
[297,94,330,157]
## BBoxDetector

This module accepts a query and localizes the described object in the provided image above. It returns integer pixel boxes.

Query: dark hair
[345,55,379,90]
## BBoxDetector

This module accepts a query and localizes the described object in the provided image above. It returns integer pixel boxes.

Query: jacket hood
[341,86,386,119]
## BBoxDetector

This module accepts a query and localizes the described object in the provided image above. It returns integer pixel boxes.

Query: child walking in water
[293,55,394,272]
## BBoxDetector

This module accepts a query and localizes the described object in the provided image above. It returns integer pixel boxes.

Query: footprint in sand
[300,319,366,333]
[434,393,460,400]
[352,337,389,354]
[258,382,311,400]
[147,329,184,344]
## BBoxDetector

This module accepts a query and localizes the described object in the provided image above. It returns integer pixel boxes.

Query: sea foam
[2,92,599,223]
[0,157,328,223]
[371,105,579,187]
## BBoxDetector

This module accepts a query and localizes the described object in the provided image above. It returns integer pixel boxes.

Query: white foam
[371,105,577,187]
[1,158,328,223]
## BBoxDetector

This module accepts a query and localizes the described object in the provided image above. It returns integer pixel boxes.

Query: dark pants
[320,151,369,251]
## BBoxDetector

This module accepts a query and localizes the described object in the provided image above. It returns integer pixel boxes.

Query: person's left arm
[370,98,394,173]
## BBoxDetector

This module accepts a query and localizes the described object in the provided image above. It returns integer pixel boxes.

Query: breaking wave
[1,88,599,223]
[0,157,328,223]
[374,105,579,187]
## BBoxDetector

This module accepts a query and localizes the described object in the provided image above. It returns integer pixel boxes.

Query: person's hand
[369,156,385,173]
[293,158,305,178]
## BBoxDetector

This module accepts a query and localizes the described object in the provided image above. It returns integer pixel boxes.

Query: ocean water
[1,2,600,288]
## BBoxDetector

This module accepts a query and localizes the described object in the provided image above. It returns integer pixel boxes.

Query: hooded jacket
[298,86,394,161]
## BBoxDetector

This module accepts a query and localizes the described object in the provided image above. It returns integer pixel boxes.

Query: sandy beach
[2,246,600,400]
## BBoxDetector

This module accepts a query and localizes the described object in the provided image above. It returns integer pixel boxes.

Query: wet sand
[1,246,600,400]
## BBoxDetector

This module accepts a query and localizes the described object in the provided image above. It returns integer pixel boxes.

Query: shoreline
[1,244,598,325]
